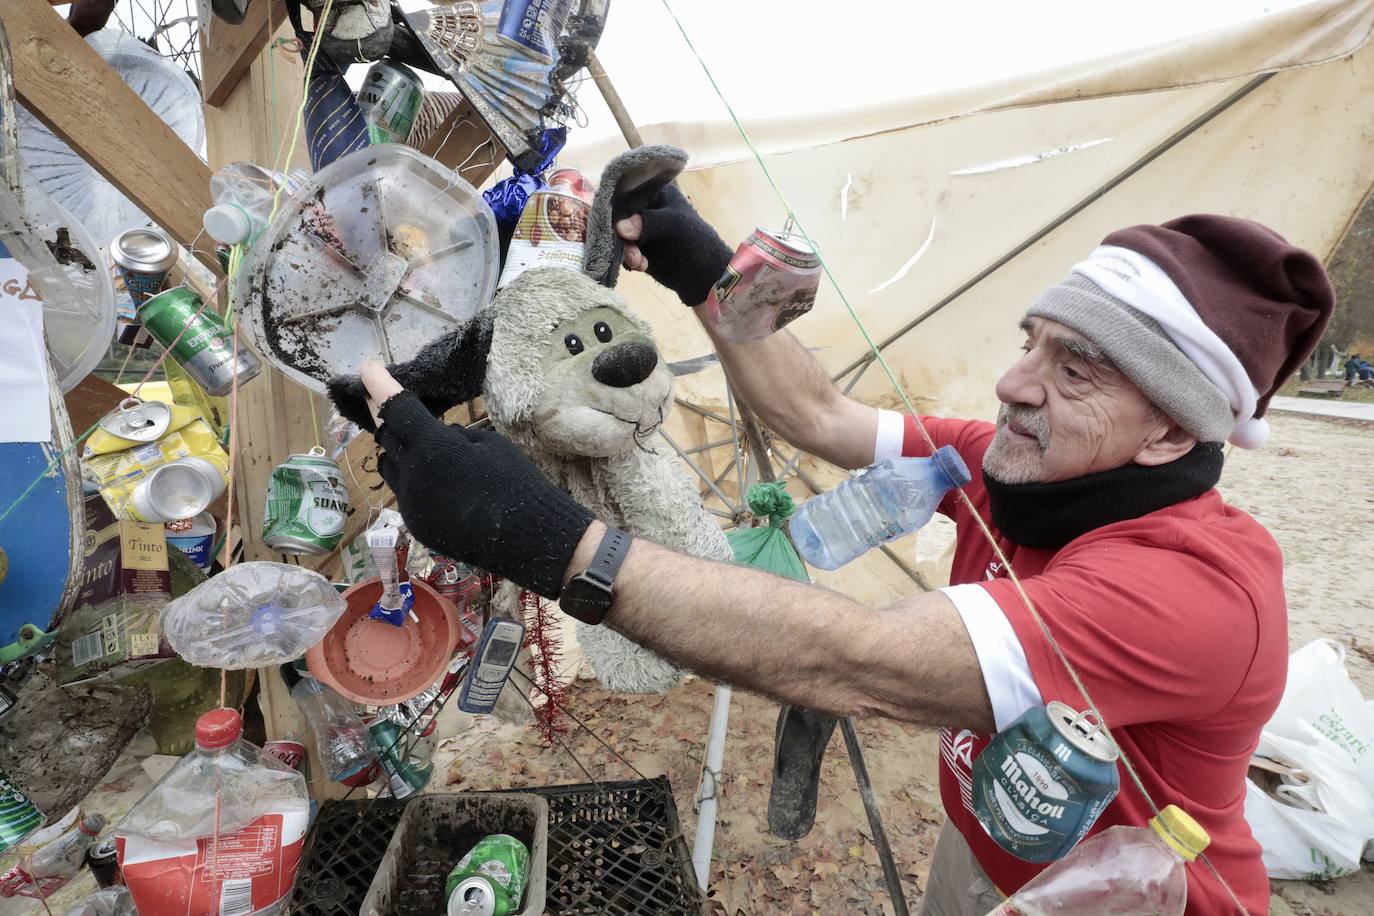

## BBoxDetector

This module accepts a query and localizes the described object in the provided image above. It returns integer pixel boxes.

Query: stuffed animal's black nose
[591,341,659,388]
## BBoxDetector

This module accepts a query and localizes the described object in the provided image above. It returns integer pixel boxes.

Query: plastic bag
[1246,639,1374,879]
[161,561,347,668]
[726,482,808,582]
[63,886,136,916]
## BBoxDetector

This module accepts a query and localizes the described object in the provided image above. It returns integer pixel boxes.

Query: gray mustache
[999,404,1051,448]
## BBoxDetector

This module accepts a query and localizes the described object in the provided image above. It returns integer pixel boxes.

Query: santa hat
[1025,215,1334,448]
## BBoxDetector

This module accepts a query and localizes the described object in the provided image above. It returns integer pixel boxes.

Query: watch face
[563,575,612,624]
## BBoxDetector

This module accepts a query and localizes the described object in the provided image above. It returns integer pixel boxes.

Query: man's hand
[611,184,733,306]
[360,363,594,598]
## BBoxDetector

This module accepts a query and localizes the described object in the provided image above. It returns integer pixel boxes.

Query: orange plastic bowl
[306,577,461,705]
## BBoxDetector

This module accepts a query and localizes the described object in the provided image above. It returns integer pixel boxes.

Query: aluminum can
[704,225,822,343]
[137,287,261,396]
[263,447,349,555]
[970,701,1120,863]
[110,226,177,305]
[86,835,122,888]
[0,685,16,723]
[357,60,425,145]
[445,834,530,916]
[263,737,308,776]
[0,768,43,857]
[98,397,172,443]
[130,458,224,523]
[368,720,434,800]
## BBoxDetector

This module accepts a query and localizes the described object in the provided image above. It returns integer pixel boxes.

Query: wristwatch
[559,526,632,625]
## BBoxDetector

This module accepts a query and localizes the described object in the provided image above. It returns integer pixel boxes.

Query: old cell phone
[457,619,525,714]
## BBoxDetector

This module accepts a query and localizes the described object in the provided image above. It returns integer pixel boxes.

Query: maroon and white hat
[1026,214,1335,448]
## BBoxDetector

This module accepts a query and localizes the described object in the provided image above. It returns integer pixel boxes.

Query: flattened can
[357,60,424,145]
[704,226,821,343]
[263,447,349,555]
[445,834,530,916]
[137,288,261,396]
[970,701,1120,863]
[0,768,43,857]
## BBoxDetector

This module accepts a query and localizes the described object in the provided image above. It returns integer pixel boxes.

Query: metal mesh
[286,777,704,916]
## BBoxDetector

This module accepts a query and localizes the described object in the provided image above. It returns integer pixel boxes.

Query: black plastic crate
[286,777,705,916]
[284,798,409,915]
[495,777,705,916]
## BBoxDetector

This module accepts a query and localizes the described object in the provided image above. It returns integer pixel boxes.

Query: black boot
[768,705,837,840]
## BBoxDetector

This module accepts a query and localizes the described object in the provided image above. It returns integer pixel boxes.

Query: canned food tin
[262,448,349,555]
[970,701,1120,863]
[357,60,425,145]
[138,288,261,397]
[110,226,177,305]
[98,398,172,443]
[86,835,122,888]
[445,835,530,916]
[704,225,822,343]
[0,769,43,857]
[496,168,593,288]
[368,720,434,799]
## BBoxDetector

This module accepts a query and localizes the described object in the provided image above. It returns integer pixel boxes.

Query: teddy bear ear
[583,145,689,288]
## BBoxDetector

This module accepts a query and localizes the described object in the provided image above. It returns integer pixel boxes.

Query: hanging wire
[655,1,1252,911]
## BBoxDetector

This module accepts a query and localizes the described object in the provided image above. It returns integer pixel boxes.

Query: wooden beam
[201,0,283,108]
[7,0,215,261]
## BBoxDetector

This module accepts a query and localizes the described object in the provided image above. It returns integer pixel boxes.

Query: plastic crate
[495,777,706,916]
[284,798,409,915]
[286,777,705,916]
[361,793,548,916]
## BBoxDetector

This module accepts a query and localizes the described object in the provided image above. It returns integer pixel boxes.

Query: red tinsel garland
[519,589,568,746]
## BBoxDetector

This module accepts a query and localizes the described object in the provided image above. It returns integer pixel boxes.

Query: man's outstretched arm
[567,520,996,733]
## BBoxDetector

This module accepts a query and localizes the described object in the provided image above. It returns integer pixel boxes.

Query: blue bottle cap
[932,445,972,490]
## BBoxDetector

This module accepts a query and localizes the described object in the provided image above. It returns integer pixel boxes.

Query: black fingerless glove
[327,315,493,433]
[374,392,595,599]
[636,184,734,307]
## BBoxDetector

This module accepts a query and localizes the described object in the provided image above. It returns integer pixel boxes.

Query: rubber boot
[768,705,837,840]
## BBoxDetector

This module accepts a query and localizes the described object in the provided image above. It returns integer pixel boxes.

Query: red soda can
[263,737,308,775]
[705,224,821,343]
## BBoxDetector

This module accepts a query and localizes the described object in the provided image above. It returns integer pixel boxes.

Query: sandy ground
[5,411,1372,914]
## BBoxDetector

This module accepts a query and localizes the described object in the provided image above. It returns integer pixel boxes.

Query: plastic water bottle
[790,445,971,570]
[203,163,307,246]
[281,664,379,782]
[987,804,1210,916]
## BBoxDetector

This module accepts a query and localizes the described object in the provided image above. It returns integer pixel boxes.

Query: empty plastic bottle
[987,804,1210,916]
[203,163,307,247]
[281,664,379,782]
[0,811,105,898]
[790,445,971,570]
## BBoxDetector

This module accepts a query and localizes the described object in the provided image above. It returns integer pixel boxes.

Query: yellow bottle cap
[1150,805,1210,861]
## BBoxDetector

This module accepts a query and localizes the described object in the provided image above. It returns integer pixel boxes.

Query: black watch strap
[583,526,632,590]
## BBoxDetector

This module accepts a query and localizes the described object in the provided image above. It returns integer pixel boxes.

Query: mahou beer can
[357,60,425,145]
[705,225,821,343]
[263,447,349,555]
[138,288,261,396]
[970,701,1120,863]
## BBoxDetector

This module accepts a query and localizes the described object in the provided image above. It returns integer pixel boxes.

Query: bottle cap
[195,708,244,750]
[79,813,107,836]
[1149,804,1210,860]
[203,204,253,245]
[932,444,972,490]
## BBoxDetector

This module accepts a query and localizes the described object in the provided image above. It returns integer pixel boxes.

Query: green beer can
[263,447,349,555]
[357,60,424,145]
[138,287,261,397]
[0,768,44,856]
[445,834,530,916]
[367,720,433,799]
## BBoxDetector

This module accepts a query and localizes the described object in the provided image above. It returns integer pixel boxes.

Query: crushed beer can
[137,287,261,397]
[445,834,530,916]
[263,447,350,555]
[367,720,434,800]
[357,60,425,145]
[970,701,1120,863]
[704,223,821,343]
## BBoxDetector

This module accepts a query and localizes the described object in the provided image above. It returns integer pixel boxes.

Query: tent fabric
[563,0,1374,605]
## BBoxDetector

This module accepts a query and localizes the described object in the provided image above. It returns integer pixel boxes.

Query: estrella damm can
[445,834,530,916]
[970,701,1120,862]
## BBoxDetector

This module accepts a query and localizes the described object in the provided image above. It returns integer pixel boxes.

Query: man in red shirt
[332,194,1332,913]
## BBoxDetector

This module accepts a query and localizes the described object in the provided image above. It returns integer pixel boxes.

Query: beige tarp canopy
[558,0,1374,603]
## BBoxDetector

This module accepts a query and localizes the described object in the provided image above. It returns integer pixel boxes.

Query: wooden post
[7,0,216,265]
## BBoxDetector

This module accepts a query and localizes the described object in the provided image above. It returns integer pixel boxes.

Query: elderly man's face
[983,317,1175,484]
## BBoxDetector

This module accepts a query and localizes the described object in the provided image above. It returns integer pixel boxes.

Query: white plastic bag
[1246,639,1374,879]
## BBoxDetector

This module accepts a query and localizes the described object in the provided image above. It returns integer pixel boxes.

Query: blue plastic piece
[0,440,75,660]
[367,581,414,628]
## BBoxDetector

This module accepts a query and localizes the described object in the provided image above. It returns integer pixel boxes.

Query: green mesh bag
[726,482,808,582]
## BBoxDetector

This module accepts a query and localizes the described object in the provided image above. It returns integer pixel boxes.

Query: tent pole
[832,71,1276,382]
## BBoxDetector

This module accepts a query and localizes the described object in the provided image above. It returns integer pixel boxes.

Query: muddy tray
[361,793,548,916]
[238,144,498,394]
